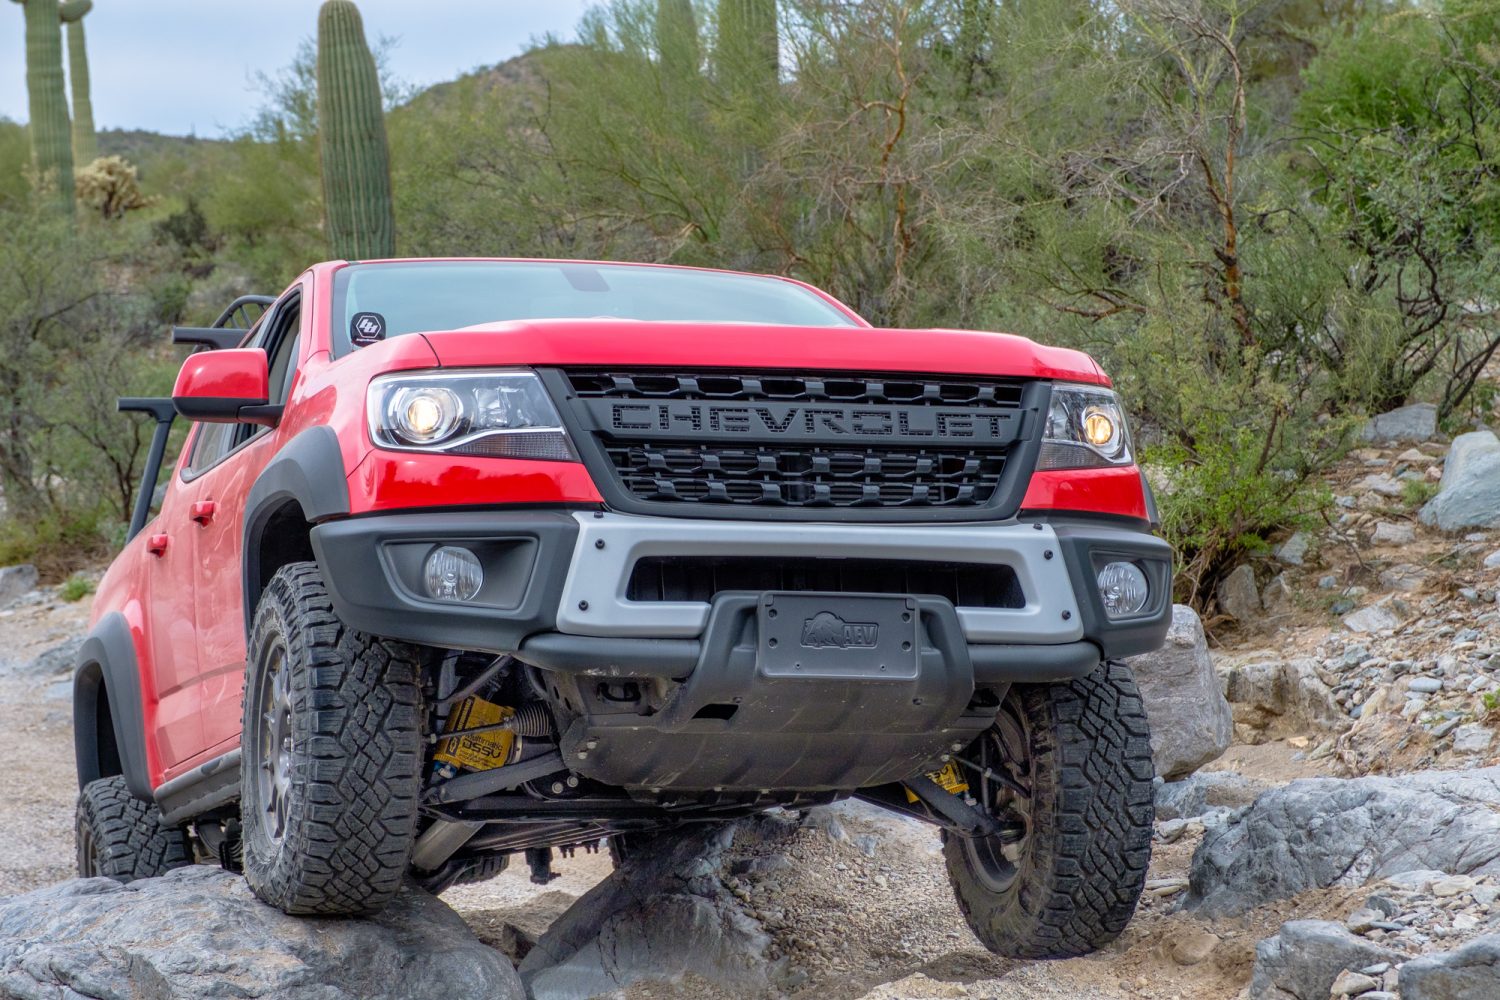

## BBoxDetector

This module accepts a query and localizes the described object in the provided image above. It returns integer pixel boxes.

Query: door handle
[190,500,216,526]
[147,533,169,557]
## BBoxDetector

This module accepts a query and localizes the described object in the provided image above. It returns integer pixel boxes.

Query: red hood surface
[411,320,1109,385]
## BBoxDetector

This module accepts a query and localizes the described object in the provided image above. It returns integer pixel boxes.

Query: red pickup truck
[74,258,1170,959]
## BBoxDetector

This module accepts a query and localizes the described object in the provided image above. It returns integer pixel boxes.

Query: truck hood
[412,320,1109,385]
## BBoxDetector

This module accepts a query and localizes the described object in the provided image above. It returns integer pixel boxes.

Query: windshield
[331,260,859,352]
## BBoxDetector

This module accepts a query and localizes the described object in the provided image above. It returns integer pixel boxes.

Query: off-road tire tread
[241,561,422,916]
[943,660,1155,959]
[76,775,191,882]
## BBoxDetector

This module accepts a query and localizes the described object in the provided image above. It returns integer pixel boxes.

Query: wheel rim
[78,821,100,877]
[255,640,294,846]
[960,700,1033,894]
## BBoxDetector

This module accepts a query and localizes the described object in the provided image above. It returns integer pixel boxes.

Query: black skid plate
[757,592,920,680]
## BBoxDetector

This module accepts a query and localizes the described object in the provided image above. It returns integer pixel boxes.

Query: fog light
[424,546,483,602]
[1097,561,1149,618]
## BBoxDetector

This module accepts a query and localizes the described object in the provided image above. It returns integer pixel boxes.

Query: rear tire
[240,561,423,916]
[76,775,191,882]
[943,661,1155,959]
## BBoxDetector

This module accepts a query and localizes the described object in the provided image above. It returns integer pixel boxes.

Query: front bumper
[310,509,1172,667]
[313,508,1171,791]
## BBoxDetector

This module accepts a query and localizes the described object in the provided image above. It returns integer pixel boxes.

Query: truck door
[191,289,305,753]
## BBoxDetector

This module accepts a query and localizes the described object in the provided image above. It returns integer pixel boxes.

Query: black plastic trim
[155,749,241,825]
[969,640,1101,681]
[1040,516,1174,658]
[1140,469,1162,530]
[242,425,352,634]
[172,395,268,422]
[518,633,700,678]
[74,612,153,801]
[310,511,581,654]
[517,631,1101,684]
[540,367,1053,523]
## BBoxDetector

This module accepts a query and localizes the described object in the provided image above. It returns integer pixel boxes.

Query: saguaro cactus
[9,0,74,209]
[61,0,95,165]
[656,0,700,94]
[716,0,778,99]
[317,0,394,259]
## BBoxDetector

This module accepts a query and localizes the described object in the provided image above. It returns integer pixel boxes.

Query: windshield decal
[351,311,386,346]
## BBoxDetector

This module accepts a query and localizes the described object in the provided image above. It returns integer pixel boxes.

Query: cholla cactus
[75,155,154,219]
[60,0,95,165]
[317,0,395,259]
[9,0,74,210]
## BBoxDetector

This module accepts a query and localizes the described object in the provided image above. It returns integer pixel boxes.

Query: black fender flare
[241,424,351,634]
[74,611,153,801]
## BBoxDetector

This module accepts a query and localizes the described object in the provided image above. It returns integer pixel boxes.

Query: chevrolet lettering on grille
[589,400,1023,446]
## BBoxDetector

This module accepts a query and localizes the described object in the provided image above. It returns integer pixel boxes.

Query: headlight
[1037,384,1133,469]
[368,370,576,460]
[390,386,461,444]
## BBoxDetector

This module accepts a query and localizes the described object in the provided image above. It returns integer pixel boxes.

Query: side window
[268,327,301,406]
[239,290,302,445]
[184,421,236,477]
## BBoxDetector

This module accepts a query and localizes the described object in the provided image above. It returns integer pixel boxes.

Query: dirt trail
[0,595,92,896]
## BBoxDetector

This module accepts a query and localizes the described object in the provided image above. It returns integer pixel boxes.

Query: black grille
[564,370,1027,512]
[626,555,1026,608]
[567,371,1027,408]
[604,442,1005,507]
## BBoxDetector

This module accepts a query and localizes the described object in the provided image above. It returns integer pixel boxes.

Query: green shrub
[59,573,94,601]
[1402,478,1440,509]
[0,507,111,580]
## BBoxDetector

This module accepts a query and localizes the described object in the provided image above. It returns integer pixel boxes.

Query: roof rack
[171,293,276,352]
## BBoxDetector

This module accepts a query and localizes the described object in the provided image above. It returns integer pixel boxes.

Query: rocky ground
[2,407,1500,999]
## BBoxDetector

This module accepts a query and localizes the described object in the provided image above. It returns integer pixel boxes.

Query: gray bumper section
[554,513,1085,643]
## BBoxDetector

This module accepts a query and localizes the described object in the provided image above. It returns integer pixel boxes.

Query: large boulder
[0,866,522,1000]
[1126,605,1233,779]
[1420,431,1500,531]
[1361,403,1438,444]
[4,636,82,677]
[1218,656,1345,740]
[1155,770,1271,821]
[1401,934,1500,999]
[1217,564,1262,625]
[519,801,945,999]
[0,563,38,609]
[1188,767,1500,916]
[520,815,794,998]
[1250,920,1407,1000]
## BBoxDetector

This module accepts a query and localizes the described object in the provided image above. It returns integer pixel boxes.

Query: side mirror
[172,348,275,425]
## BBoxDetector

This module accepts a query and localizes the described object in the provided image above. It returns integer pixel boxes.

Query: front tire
[943,661,1155,959]
[76,775,191,882]
[240,562,423,916]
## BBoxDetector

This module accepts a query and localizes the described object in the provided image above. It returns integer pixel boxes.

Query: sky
[0,0,594,137]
